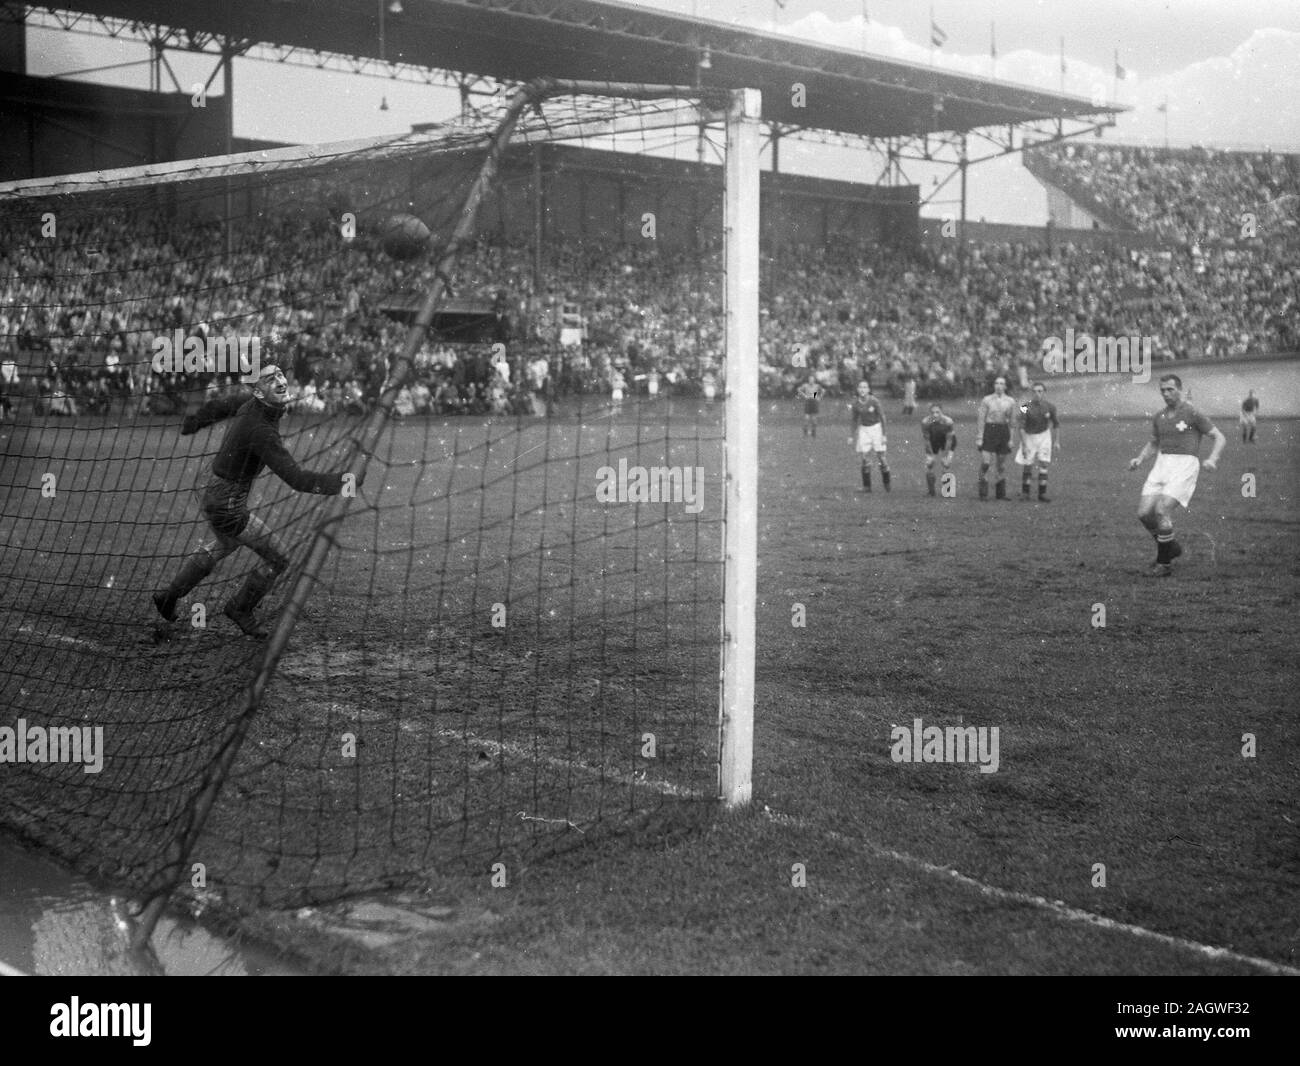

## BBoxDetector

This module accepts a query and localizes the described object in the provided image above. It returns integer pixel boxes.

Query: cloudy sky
[20,0,1300,223]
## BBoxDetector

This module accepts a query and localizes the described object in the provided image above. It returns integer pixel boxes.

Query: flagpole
[1059,36,1065,93]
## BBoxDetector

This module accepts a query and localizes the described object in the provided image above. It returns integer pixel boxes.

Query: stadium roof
[20,0,1121,139]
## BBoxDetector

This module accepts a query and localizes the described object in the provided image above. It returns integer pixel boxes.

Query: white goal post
[719,87,761,808]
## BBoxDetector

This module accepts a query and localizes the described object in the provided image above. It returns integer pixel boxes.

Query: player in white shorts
[848,380,890,492]
[1015,381,1060,502]
[1128,374,1226,577]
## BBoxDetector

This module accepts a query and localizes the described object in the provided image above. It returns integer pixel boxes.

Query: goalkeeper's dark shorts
[200,474,253,539]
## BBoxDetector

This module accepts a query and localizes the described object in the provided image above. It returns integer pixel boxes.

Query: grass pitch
[2,402,1296,974]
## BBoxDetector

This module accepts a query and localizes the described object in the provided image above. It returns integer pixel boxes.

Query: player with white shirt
[976,376,1018,500]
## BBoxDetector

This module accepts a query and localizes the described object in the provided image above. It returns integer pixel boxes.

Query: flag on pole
[1114,50,1127,80]
[930,10,947,48]
[1155,100,1168,113]
[1059,37,1067,74]
[990,22,997,61]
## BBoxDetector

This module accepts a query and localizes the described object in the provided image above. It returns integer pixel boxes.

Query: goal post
[720,88,761,808]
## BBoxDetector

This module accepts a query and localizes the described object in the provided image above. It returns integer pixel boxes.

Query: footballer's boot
[1148,563,1173,578]
[224,569,275,639]
[995,479,1007,500]
[978,479,989,500]
[153,552,215,623]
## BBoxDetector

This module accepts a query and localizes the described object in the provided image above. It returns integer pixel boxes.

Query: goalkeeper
[152,364,358,638]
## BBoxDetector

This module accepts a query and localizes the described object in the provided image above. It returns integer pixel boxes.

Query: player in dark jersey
[849,380,890,492]
[1127,374,1226,577]
[920,403,957,497]
[796,376,821,437]
[1240,390,1259,443]
[152,364,359,637]
[1015,382,1060,502]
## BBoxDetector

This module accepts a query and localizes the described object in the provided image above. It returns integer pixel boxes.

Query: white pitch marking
[762,806,1300,976]
[431,727,700,798]
[16,625,113,654]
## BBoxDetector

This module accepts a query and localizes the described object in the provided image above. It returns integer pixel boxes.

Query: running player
[975,375,1018,500]
[920,402,957,497]
[1015,381,1060,502]
[1127,374,1226,577]
[152,365,359,637]
[849,380,890,492]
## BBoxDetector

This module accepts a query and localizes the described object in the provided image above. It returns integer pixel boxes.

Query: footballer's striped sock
[926,470,936,496]
[881,466,891,491]
[1156,531,1175,564]
[861,465,871,491]
[1038,469,1049,498]
[1021,468,1032,496]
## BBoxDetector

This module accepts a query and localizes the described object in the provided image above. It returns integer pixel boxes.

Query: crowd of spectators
[1,144,1296,420]
[1033,142,1300,245]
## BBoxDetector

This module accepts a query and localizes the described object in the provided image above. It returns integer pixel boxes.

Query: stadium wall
[1041,356,1300,419]
[475,144,918,254]
[0,72,236,182]
[918,217,1161,252]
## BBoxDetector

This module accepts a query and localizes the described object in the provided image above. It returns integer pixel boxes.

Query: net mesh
[0,90,726,911]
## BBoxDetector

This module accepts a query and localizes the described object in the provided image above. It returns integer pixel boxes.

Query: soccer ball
[380,213,431,260]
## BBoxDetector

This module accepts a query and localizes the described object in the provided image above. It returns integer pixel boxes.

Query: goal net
[0,82,758,943]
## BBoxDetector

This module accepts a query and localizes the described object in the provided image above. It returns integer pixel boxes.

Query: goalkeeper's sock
[154,552,215,622]
[225,568,276,636]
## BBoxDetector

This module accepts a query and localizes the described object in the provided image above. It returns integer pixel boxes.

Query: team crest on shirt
[1176,420,1188,432]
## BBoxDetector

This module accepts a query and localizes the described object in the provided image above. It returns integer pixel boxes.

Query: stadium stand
[3,146,1297,418]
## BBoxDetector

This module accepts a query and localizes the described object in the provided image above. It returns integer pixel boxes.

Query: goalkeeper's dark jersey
[183,392,344,494]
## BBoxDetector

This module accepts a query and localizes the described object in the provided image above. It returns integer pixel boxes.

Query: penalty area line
[761,806,1299,976]
[431,727,702,799]
[15,625,114,655]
